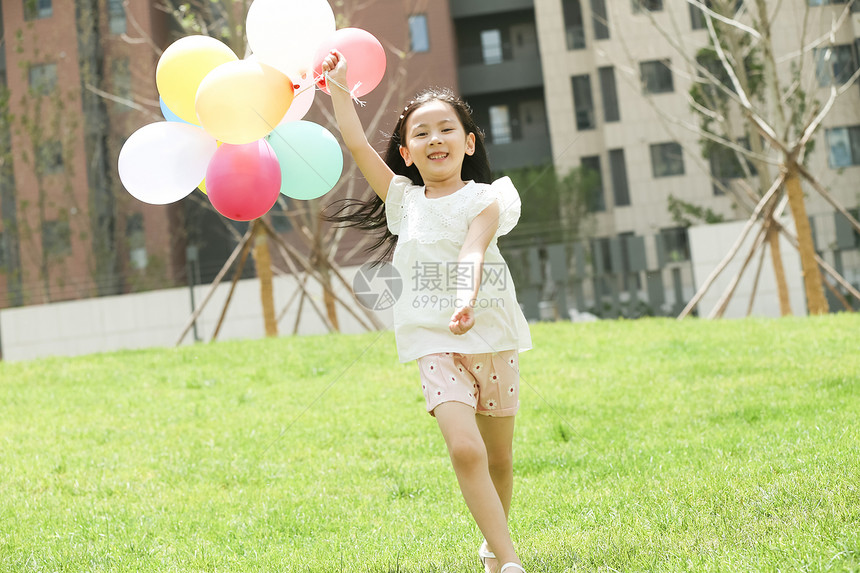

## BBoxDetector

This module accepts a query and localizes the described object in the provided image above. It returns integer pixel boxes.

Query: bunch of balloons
[118,0,386,221]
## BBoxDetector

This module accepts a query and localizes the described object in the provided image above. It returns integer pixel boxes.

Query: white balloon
[279,74,316,124]
[118,122,218,205]
[246,0,336,79]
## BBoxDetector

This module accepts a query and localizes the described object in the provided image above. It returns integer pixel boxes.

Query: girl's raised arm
[320,50,394,201]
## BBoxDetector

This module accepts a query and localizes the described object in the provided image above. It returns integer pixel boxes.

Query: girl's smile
[399,101,476,192]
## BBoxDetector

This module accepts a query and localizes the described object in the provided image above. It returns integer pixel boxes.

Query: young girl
[321,50,532,573]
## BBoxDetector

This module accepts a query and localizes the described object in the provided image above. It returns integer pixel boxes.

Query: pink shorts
[416,350,520,417]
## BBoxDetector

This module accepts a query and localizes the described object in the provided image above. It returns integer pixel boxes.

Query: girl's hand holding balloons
[313,29,386,96]
[319,49,348,93]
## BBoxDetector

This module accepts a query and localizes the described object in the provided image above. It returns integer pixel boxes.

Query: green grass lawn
[1,316,858,572]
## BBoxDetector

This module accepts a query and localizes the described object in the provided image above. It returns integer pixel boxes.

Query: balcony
[458,54,543,97]
[487,136,552,172]
[449,0,535,19]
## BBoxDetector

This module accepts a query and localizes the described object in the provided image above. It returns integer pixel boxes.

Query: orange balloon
[195,61,294,145]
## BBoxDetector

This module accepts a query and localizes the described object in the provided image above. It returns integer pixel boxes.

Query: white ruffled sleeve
[469,176,522,237]
[385,175,413,235]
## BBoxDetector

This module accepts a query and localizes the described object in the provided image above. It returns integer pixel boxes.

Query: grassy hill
[1,316,858,572]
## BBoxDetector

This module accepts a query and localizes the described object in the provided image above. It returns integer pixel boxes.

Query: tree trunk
[320,264,340,333]
[309,197,340,332]
[723,9,793,316]
[784,163,828,315]
[253,222,278,337]
[765,221,792,316]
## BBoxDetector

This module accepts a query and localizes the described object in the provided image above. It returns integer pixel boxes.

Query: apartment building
[1,0,857,315]
[455,0,859,314]
[534,0,860,245]
[0,0,176,308]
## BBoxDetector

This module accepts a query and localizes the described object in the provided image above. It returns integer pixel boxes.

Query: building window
[36,141,64,175]
[826,125,860,168]
[691,2,707,29]
[632,0,663,13]
[489,105,512,144]
[112,58,132,111]
[660,227,690,262]
[619,232,642,290]
[591,237,612,276]
[640,59,674,94]
[591,0,609,40]
[608,148,630,206]
[562,0,586,50]
[581,155,605,212]
[571,74,595,131]
[29,63,57,94]
[42,219,71,258]
[814,44,858,86]
[126,213,147,270]
[408,14,430,53]
[108,0,126,34]
[24,0,52,20]
[650,142,685,177]
[480,29,504,65]
[845,208,860,248]
[598,66,619,122]
[709,139,756,195]
[690,0,717,29]
[690,1,743,29]
[0,231,6,269]
[696,51,735,98]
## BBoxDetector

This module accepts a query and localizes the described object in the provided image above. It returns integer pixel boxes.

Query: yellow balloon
[195,61,294,145]
[156,36,238,125]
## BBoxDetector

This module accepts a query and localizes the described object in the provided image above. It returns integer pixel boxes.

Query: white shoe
[479,539,496,566]
[500,563,525,573]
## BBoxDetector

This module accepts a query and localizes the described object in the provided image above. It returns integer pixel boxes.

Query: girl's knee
[447,437,486,469]
[487,447,513,474]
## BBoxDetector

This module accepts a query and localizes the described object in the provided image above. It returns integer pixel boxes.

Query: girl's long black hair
[323,87,492,264]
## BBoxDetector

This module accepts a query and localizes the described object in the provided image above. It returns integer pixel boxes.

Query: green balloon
[267,120,343,200]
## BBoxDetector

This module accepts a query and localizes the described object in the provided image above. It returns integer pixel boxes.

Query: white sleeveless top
[385,175,532,363]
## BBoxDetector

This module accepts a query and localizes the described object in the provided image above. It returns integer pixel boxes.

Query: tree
[500,164,599,247]
[630,0,860,317]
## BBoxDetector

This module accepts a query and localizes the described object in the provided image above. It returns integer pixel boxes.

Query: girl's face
[399,100,476,186]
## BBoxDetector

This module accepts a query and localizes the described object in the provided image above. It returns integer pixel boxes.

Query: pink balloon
[314,28,386,97]
[205,139,281,221]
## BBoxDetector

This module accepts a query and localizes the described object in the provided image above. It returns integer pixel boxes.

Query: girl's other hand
[320,49,348,89]
[449,305,475,335]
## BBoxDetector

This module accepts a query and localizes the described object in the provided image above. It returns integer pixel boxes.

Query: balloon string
[319,72,367,107]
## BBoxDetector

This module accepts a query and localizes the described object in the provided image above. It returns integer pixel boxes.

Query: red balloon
[314,28,386,97]
[205,139,281,221]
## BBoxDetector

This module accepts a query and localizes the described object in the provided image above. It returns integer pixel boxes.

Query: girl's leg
[433,402,521,569]
[475,415,516,572]
[476,415,516,518]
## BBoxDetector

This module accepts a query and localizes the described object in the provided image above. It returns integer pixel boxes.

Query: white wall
[0,266,393,362]
[688,219,808,318]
